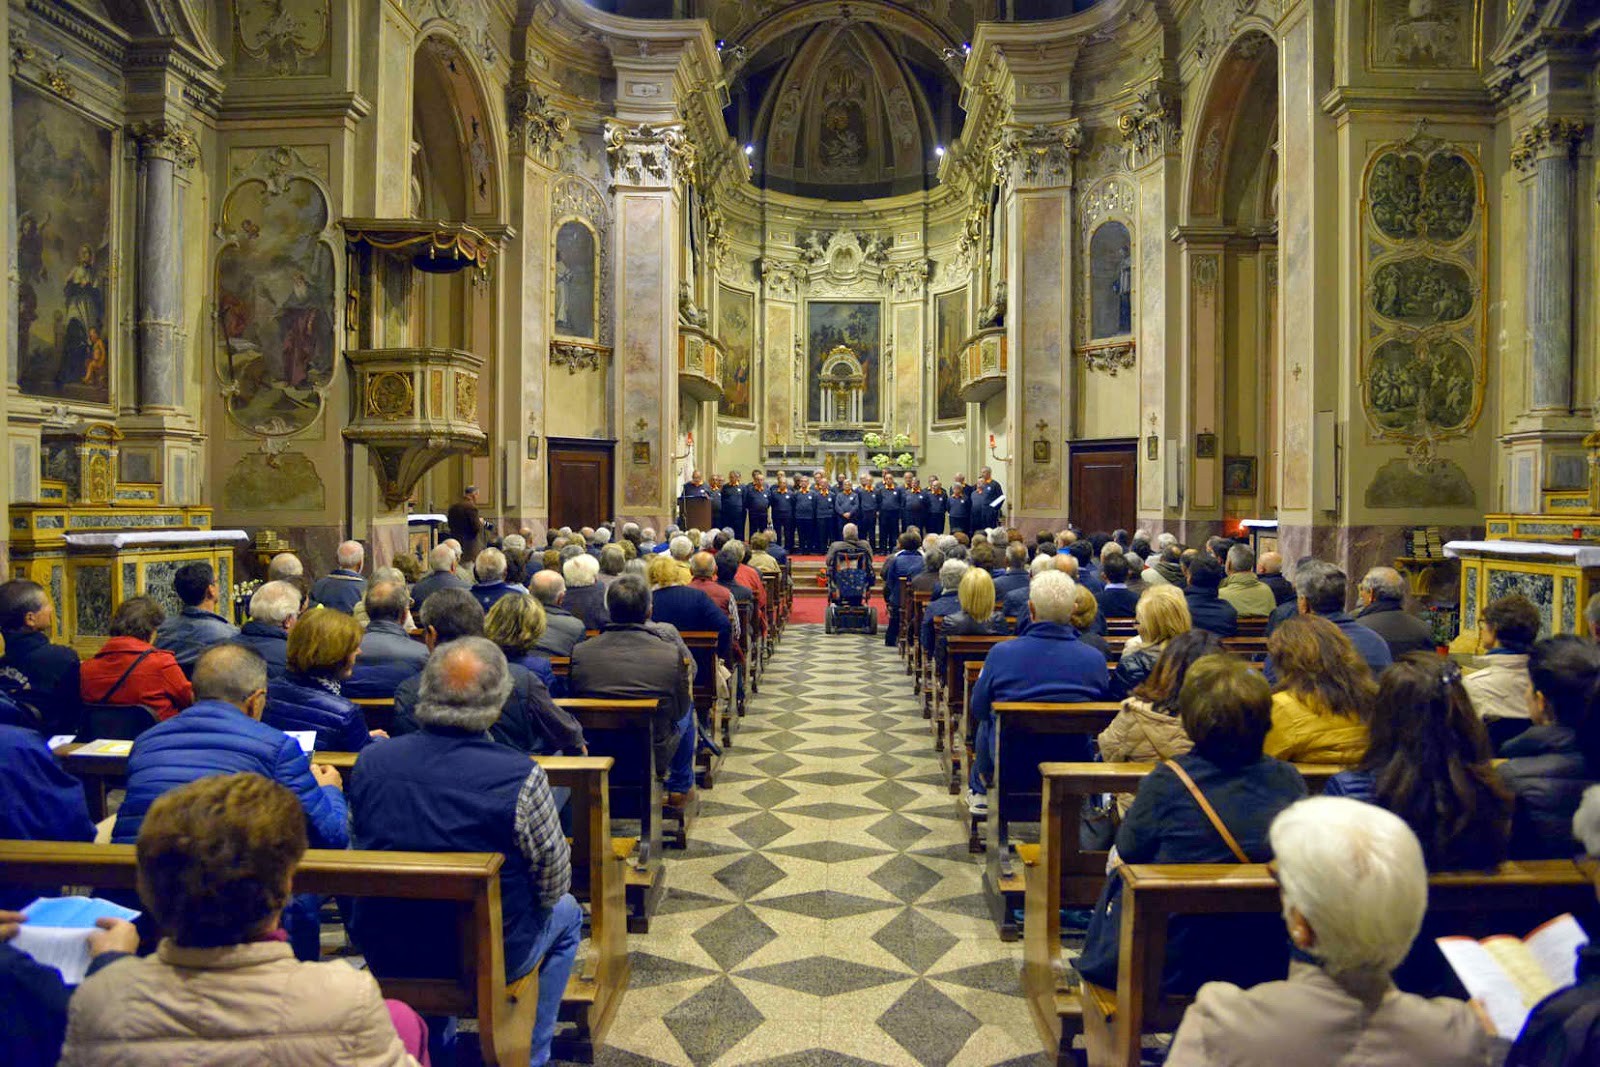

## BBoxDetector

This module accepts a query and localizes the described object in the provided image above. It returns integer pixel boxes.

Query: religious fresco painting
[1089,221,1134,339]
[1360,131,1485,453]
[215,174,337,436]
[231,0,333,77]
[934,288,968,424]
[553,219,598,341]
[717,285,755,422]
[12,84,114,405]
[806,301,881,424]
[621,197,665,507]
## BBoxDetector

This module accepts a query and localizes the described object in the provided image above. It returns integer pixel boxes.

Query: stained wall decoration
[1359,127,1486,459]
[222,451,327,511]
[13,84,114,405]
[934,288,968,424]
[805,301,882,424]
[763,303,794,446]
[1367,0,1481,72]
[214,148,338,438]
[232,0,333,77]
[717,285,756,422]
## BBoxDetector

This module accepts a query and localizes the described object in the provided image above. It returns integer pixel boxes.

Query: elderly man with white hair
[529,570,585,656]
[560,553,610,631]
[470,547,524,613]
[1352,565,1437,659]
[266,552,304,584]
[308,540,367,613]
[921,558,970,657]
[965,570,1109,814]
[411,542,470,613]
[349,637,583,1067]
[668,534,695,562]
[235,580,302,681]
[1166,796,1490,1066]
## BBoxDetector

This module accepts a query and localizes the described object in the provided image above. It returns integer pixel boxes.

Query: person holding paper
[1165,797,1491,1066]
[1,906,137,1067]
[61,773,426,1066]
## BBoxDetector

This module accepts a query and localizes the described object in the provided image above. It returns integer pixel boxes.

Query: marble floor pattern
[567,624,1049,1067]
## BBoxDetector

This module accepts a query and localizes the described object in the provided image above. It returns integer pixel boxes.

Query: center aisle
[575,623,1047,1067]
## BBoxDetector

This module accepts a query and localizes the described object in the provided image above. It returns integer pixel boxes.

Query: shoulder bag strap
[96,648,156,704]
[1162,758,1251,864]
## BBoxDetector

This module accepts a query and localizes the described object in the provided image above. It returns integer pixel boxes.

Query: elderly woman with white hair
[560,553,610,632]
[1166,796,1490,1066]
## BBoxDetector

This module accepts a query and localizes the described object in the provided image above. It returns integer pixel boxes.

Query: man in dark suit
[445,486,483,562]
[903,476,928,537]
[836,481,861,549]
[570,576,696,806]
[813,480,835,552]
[971,467,1004,531]
[878,474,903,550]
[926,476,949,536]
[1096,553,1142,620]
[856,473,880,553]
[720,471,747,540]
[794,475,817,554]
[948,475,971,537]
[1258,551,1296,606]
[1352,566,1437,658]
[769,474,795,554]
[744,472,770,541]
[1183,555,1239,637]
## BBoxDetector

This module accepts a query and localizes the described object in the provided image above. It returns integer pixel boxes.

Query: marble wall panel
[620,196,665,509]
[764,302,794,447]
[1137,176,1167,513]
[893,304,921,444]
[1278,25,1313,511]
[75,565,112,637]
[1019,196,1065,512]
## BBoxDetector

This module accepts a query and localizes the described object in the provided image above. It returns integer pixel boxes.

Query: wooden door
[547,439,615,529]
[1069,440,1137,534]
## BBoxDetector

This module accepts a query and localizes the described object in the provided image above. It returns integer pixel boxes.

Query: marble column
[130,121,197,414]
[1515,119,1586,413]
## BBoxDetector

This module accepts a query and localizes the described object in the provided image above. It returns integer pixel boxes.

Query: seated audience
[1,903,135,1067]
[689,551,741,651]
[993,542,1033,602]
[0,721,95,909]
[910,547,945,601]
[390,551,425,587]
[726,541,770,634]
[264,607,382,752]
[570,576,696,806]
[935,566,1009,673]
[393,588,580,756]
[1096,552,1141,620]
[921,559,970,656]
[1110,585,1193,699]
[267,552,304,585]
[1326,655,1509,868]
[0,579,82,735]
[411,544,469,613]
[1098,630,1225,815]
[883,532,928,647]
[1257,550,1295,605]
[1353,566,1438,660]
[67,773,425,1066]
[79,596,193,721]
[351,566,407,629]
[484,593,563,698]
[345,580,429,699]
[152,562,239,674]
[648,555,731,680]
[1217,544,1276,618]
[350,640,580,1067]
[1076,655,1307,994]
[469,547,522,613]
[1166,796,1489,1067]
[1506,783,1600,1064]
[530,570,585,656]
[1499,635,1600,859]
[1264,615,1374,764]
[561,553,611,631]
[1183,555,1239,637]
[235,580,299,681]
[597,544,626,588]
[1071,584,1111,658]
[1274,562,1393,678]
[309,540,368,614]
[966,571,1108,815]
[1463,593,1541,749]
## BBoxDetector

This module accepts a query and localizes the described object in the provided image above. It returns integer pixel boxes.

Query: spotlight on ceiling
[934,145,946,158]
[744,144,755,156]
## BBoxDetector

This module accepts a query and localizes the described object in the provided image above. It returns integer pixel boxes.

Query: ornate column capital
[129,119,199,170]
[1117,84,1182,170]
[604,120,696,191]
[506,85,571,160]
[1511,118,1587,173]
[760,259,801,300]
[991,121,1081,191]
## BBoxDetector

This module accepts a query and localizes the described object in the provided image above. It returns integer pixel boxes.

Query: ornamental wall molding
[1117,83,1181,170]
[1510,117,1588,172]
[549,339,610,374]
[883,259,930,297]
[130,119,201,169]
[507,84,571,158]
[605,121,696,189]
[992,121,1082,190]
[1078,338,1137,376]
[760,259,802,299]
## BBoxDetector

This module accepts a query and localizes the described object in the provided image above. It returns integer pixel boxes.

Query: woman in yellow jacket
[1263,614,1376,765]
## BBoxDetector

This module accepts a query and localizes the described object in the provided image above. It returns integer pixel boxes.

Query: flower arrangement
[862,431,885,450]
[891,433,912,451]
[895,452,915,469]
[870,453,892,469]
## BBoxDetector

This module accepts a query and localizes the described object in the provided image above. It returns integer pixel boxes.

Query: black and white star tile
[564,625,1049,1067]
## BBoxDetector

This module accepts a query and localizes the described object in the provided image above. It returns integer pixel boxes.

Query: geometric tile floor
[561,625,1050,1067]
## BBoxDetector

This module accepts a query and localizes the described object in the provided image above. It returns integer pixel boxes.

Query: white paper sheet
[12,897,141,986]
[285,731,316,754]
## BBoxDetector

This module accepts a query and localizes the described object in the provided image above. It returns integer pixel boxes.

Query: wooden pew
[679,630,728,780]
[0,840,550,1067]
[941,634,1013,793]
[353,696,394,735]
[556,699,671,930]
[1079,860,1593,1067]
[1235,616,1269,637]
[894,578,912,661]
[1103,617,1137,636]
[548,656,571,679]
[909,590,931,682]
[737,598,760,695]
[762,573,783,640]
[1222,635,1268,662]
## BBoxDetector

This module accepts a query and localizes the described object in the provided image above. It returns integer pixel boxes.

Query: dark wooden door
[1069,440,1137,534]
[547,439,615,529]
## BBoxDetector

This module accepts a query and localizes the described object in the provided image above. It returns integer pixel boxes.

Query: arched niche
[1089,221,1133,340]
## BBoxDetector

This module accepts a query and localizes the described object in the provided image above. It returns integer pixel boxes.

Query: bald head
[416,637,510,734]
[691,551,717,580]
[530,569,566,606]
[336,540,365,571]
[1259,551,1284,576]
[191,644,268,713]
[267,553,303,581]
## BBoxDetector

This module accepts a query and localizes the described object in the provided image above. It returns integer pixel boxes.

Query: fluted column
[1513,118,1586,414]
[130,121,198,413]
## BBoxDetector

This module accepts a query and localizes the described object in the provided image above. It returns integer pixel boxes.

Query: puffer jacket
[264,674,372,753]
[1263,691,1369,765]
[1110,639,1168,699]
[110,701,348,848]
[1097,695,1195,815]
[59,940,418,1067]
[1499,724,1596,859]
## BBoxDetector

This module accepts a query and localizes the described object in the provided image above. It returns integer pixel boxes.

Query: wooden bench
[908,590,931,682]
[679,630,729,781]
[1235,616,1269,637]
[1221,635,1268,662]
[1069,860,1594,1067]
[0,839,581,1067]
[555,699,671,931]
[894,578,911,661]
[942,634,1013,793]
[353,697,394,735]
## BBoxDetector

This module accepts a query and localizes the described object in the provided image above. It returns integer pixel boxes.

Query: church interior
[5,0,1600,1065]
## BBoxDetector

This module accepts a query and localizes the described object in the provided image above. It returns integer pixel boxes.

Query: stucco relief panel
[1020,197,1066,512]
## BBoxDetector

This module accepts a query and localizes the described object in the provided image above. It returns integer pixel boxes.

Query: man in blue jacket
[0,719,95,909]
[0,579,81,736]
[309,541,368,614]
[813,479,836,553]
[111,643,349,958]
[967,571,1108,815]
[153,562,239,675]
[856,473,880,553]
[878,474,903,551]
[720,471,747,540]
[744,471,771,539]
[769,475,795,554]
[836,481,861,550]
[971,467,1005,531]
[926,476,949,536]
[882,531,924,647]
[346,580,428,699]
[904,476,928,536]
[948,474,972,536]
[794,475,817,554]
[921,558,969,658]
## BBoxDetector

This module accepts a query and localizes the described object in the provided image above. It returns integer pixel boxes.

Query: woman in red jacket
[79,597,194,721]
